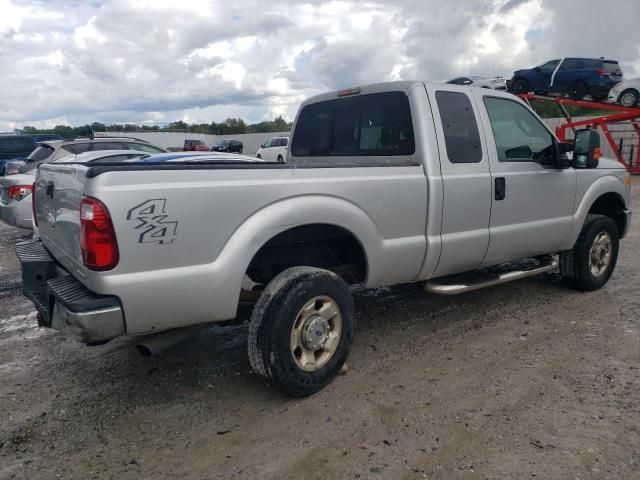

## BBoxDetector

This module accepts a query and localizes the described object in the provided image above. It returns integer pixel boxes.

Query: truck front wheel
[560,214,619,291]
[248,266,355,396]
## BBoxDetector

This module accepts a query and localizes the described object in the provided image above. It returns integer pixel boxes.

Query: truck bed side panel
[79,165,427,333]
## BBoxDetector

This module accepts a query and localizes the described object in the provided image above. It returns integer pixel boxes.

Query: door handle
[495,177,506,201]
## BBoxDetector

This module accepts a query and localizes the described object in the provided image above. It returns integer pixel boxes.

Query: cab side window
[559,58,583,70]
[483,97,555,165]
[435,91,482,163]
[130,143,165,153]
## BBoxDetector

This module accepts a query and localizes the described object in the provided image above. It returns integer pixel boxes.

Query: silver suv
[2,137,166,175]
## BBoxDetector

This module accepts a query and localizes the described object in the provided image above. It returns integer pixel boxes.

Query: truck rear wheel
[560,214,619,291]
[248,266,355,397]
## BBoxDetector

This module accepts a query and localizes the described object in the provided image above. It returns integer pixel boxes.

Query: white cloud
[0,0,638,130]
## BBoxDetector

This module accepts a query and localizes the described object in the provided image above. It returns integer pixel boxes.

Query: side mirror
[573,129,601,168]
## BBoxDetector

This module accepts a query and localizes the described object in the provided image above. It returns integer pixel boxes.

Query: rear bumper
[15,240,125,343]
[0,198,33,229]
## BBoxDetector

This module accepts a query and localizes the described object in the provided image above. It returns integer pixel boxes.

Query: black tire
[248,266,355,397]
[277,155,284,163]
[619,89,639,108]
[510,78,529,93]
[560,214,619,292]
[568,81,588,100]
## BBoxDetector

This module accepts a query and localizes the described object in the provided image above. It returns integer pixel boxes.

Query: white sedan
[447,75,507,90]
[607,77,640,108]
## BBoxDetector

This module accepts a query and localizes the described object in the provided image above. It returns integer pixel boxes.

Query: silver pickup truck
[17,81,631,396]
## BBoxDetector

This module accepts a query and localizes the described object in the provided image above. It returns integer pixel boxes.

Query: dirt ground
[1,180,639,480]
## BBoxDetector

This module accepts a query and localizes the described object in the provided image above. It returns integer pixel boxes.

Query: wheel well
[245,224,368,285]
[588,193,626,236]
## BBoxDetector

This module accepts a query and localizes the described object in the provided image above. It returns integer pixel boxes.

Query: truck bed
[33,160,429,334]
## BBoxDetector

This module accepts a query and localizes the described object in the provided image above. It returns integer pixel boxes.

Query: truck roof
[301,81,424,107]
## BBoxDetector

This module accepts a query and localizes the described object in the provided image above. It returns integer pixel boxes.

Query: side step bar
[425,258,558,296]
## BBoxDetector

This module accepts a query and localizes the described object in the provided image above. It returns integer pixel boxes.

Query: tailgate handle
[45,181,55,198]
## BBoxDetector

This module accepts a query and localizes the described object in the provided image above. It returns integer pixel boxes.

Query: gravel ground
[1,179,639,480]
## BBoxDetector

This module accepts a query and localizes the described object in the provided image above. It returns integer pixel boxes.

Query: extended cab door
[425,85,492,277]
[473,91,577,266]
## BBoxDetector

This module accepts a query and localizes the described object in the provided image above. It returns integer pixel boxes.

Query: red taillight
[80,196,119,271]
[596,69,610,76]
[7,184,33,200]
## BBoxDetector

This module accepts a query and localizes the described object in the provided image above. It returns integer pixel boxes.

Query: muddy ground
[1,179,639,480]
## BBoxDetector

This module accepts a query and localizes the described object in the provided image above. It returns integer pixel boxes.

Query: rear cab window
[291,91,415,162]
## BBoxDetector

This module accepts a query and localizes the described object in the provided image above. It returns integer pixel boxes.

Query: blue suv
[508,58,623,100]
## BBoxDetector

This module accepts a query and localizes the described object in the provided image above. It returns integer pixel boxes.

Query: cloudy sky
[1,0,639,130]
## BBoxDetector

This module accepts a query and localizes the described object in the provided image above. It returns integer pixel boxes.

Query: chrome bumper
[15,240,125,343]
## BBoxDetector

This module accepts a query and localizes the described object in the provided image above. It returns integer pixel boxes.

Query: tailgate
[35,164,89,276]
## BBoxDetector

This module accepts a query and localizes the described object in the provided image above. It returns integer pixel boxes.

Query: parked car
[183,139,208,151]
[19,82,630,397]
[211,139,243,153]
[0,134,63,175]
[2,137,166,176]
[447,75,507,90]
[256,136,288,162]
[508,57,623,100]
[0,150,149,230]
[606,77,640,108]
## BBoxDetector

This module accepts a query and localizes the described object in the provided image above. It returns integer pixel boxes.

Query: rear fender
[218,195,424,302]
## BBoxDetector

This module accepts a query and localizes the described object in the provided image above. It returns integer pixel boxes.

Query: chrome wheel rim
[620,92,637,107]
[290,296,342,372]
[589,231,612,277]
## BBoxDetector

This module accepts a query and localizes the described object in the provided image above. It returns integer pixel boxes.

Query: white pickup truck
[17,81,631,396]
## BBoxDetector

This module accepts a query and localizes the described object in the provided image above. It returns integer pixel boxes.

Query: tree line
[19,116,292,139]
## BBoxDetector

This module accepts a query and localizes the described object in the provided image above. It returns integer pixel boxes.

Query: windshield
[26,145,55,162]
[221,140,232,145]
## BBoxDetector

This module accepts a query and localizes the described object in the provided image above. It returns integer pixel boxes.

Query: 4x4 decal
[126,199,178,244]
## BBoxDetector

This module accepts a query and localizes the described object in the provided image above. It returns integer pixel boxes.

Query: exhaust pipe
[136,324,206,357]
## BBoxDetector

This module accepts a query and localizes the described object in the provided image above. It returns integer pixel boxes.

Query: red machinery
[518,93,640,173]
